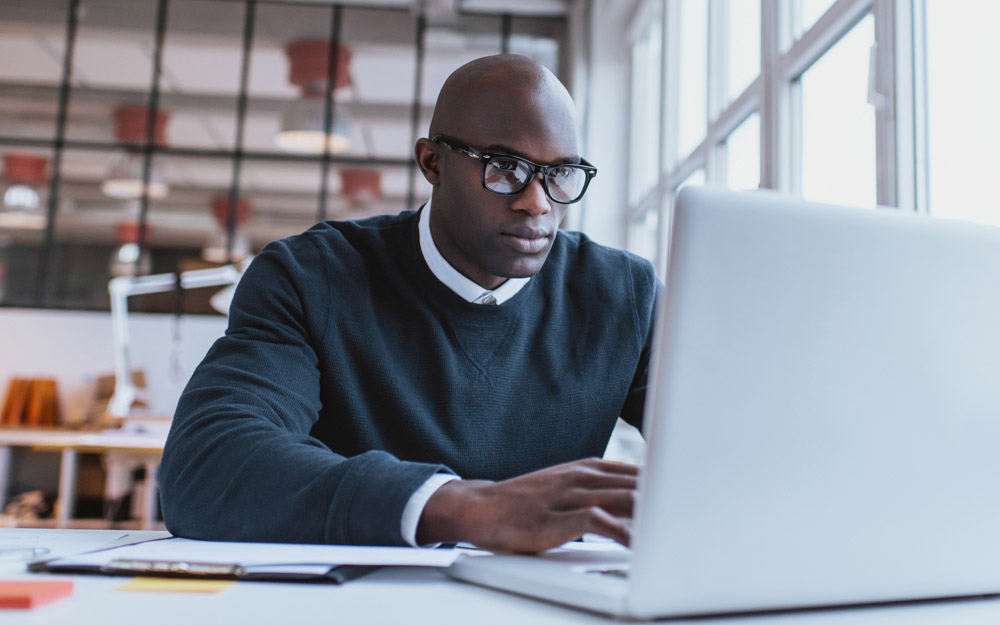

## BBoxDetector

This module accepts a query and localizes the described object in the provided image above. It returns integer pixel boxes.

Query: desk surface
[2,529,1000,624]
[0,430,166,451]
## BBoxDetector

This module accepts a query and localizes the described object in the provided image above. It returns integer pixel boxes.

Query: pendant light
[109,220,152,277]
[202,195,252,264]
[101,106,170,200]
[0,153,48,230]
[275,40,353,154]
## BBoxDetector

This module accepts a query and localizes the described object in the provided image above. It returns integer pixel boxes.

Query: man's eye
[550,166,574,179]
[493,158,520,172]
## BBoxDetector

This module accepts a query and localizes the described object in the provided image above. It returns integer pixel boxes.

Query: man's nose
[511,176,551,216]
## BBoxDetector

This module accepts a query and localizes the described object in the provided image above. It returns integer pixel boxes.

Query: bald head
[428,54,580,156]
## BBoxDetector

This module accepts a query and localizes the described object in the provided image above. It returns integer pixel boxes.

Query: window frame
[624,0,920,274]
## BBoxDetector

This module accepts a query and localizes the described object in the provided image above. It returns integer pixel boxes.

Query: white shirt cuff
[400,473,460,548]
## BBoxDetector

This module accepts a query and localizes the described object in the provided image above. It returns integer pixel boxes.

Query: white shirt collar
[418,197,530,305]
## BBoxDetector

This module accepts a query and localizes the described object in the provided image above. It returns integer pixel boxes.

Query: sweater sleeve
[158,236,447,546]
[619,255,662,433]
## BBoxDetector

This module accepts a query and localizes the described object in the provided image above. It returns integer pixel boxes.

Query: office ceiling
[0,0,571,249]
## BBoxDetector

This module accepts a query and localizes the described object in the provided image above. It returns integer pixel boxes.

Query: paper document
[0,529,144,562]
[49,537,460,571]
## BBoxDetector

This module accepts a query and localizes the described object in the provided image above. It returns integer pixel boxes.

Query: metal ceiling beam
[0,83,435,123]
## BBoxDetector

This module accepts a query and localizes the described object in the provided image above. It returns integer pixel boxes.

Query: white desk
[0,431,165,529]
[2,529,1000,624]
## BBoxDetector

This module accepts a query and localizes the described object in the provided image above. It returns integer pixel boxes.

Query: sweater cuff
[326,451,452,545]
[400,473,460,547]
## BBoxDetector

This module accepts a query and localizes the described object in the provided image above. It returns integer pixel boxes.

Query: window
[794,0,839,40]
[724,0,760,105]
[798,14,876,208]
[628,12,662,206]
[676,0,708,160]
[923,0,1000,226]
[625,0,893,272]
[725,112,760,191]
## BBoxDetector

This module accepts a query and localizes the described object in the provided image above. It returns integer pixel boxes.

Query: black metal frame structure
[0,0,566,309]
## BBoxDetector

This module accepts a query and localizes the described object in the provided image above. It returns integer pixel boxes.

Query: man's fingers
[557,487,635,517]
[576,506,631,547]
[558,467,638,492]
[577,458,640,475]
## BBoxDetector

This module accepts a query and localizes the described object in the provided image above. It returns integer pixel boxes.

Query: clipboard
[28,536,460,584]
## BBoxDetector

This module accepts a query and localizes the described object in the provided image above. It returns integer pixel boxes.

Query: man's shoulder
[295,210,417,247]
[544,230,659,335]
[262,210,418,259]
[550,229,656,283]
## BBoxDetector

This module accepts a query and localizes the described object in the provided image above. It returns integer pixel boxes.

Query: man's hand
[416,458,638,553]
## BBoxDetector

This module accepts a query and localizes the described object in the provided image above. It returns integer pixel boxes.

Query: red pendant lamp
[102,105,170,199]
[275,40,353,154]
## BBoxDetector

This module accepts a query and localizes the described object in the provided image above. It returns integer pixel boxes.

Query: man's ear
[414,138,441,185]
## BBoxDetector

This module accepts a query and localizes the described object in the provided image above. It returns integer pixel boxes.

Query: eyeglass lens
[484,157,587,203]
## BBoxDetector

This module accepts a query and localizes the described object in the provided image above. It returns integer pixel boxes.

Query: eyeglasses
[431,134,597,204]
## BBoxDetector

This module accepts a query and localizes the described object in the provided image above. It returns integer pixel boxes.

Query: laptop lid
[626,186,1000,618]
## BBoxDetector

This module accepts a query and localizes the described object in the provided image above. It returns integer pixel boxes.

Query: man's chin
[497,254,550,279]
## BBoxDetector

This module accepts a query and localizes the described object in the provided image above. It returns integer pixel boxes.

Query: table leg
[142,459,159,530]
[56,448,78,528]
[0,445,10,509]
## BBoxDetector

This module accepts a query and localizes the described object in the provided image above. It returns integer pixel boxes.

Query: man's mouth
[501,230,551,254]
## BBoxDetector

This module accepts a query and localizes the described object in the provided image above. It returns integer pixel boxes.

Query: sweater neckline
[399,211,538,321]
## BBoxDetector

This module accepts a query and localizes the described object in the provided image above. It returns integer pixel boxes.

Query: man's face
[428,121,579,290]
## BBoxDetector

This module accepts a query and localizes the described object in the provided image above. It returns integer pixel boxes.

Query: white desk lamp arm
[107,264,243,419]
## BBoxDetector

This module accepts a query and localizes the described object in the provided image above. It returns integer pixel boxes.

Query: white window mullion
[889,0,921,213]
[760,0,788,191]
[662,0,682,171]
[871,0,899,208]
[707,0,727,185]
[911,0,929,215]
[656,0,671,275]
[780,0,873,81]
[664,150,708,192]
[708,0,729,124]
[707,77,762,142]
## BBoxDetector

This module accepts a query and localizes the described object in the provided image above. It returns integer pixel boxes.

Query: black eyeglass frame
[431,134,598,204]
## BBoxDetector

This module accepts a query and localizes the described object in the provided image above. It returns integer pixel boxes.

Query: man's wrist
[415,478,493,546]
[401,473,460,547]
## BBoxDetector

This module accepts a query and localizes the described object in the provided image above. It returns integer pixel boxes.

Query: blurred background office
[0,0,996,527]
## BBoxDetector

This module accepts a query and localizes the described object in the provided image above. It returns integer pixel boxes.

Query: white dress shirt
[398,198,531,546]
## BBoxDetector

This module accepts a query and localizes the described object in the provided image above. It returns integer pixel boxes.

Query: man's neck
[417,197,529,305]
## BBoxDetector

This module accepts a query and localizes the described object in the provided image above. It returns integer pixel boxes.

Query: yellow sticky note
[116,578,236,593]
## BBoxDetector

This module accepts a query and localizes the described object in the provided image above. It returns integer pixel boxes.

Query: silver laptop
[446,186,1000,619]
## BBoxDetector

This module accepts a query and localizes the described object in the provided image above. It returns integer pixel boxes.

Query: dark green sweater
[159,209,658,546]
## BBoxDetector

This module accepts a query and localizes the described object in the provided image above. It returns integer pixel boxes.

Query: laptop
[446,186,1000,619]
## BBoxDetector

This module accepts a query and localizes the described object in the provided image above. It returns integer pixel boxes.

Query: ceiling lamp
[101,105,170,200]
[109,221,152,277]
[0,153,48,230]
[341,169,382,209]
[275,39,353,154]
[202,195,252,264]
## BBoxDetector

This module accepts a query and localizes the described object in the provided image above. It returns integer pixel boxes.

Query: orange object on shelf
[1,378,60,427]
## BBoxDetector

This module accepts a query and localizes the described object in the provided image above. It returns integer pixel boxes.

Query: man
[159,54,658,553]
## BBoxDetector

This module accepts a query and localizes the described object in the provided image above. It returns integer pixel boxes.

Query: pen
[104,559,246,577]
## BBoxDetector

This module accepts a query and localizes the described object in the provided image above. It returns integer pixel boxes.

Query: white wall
[574,0,635,249]
[0,308,227,424]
